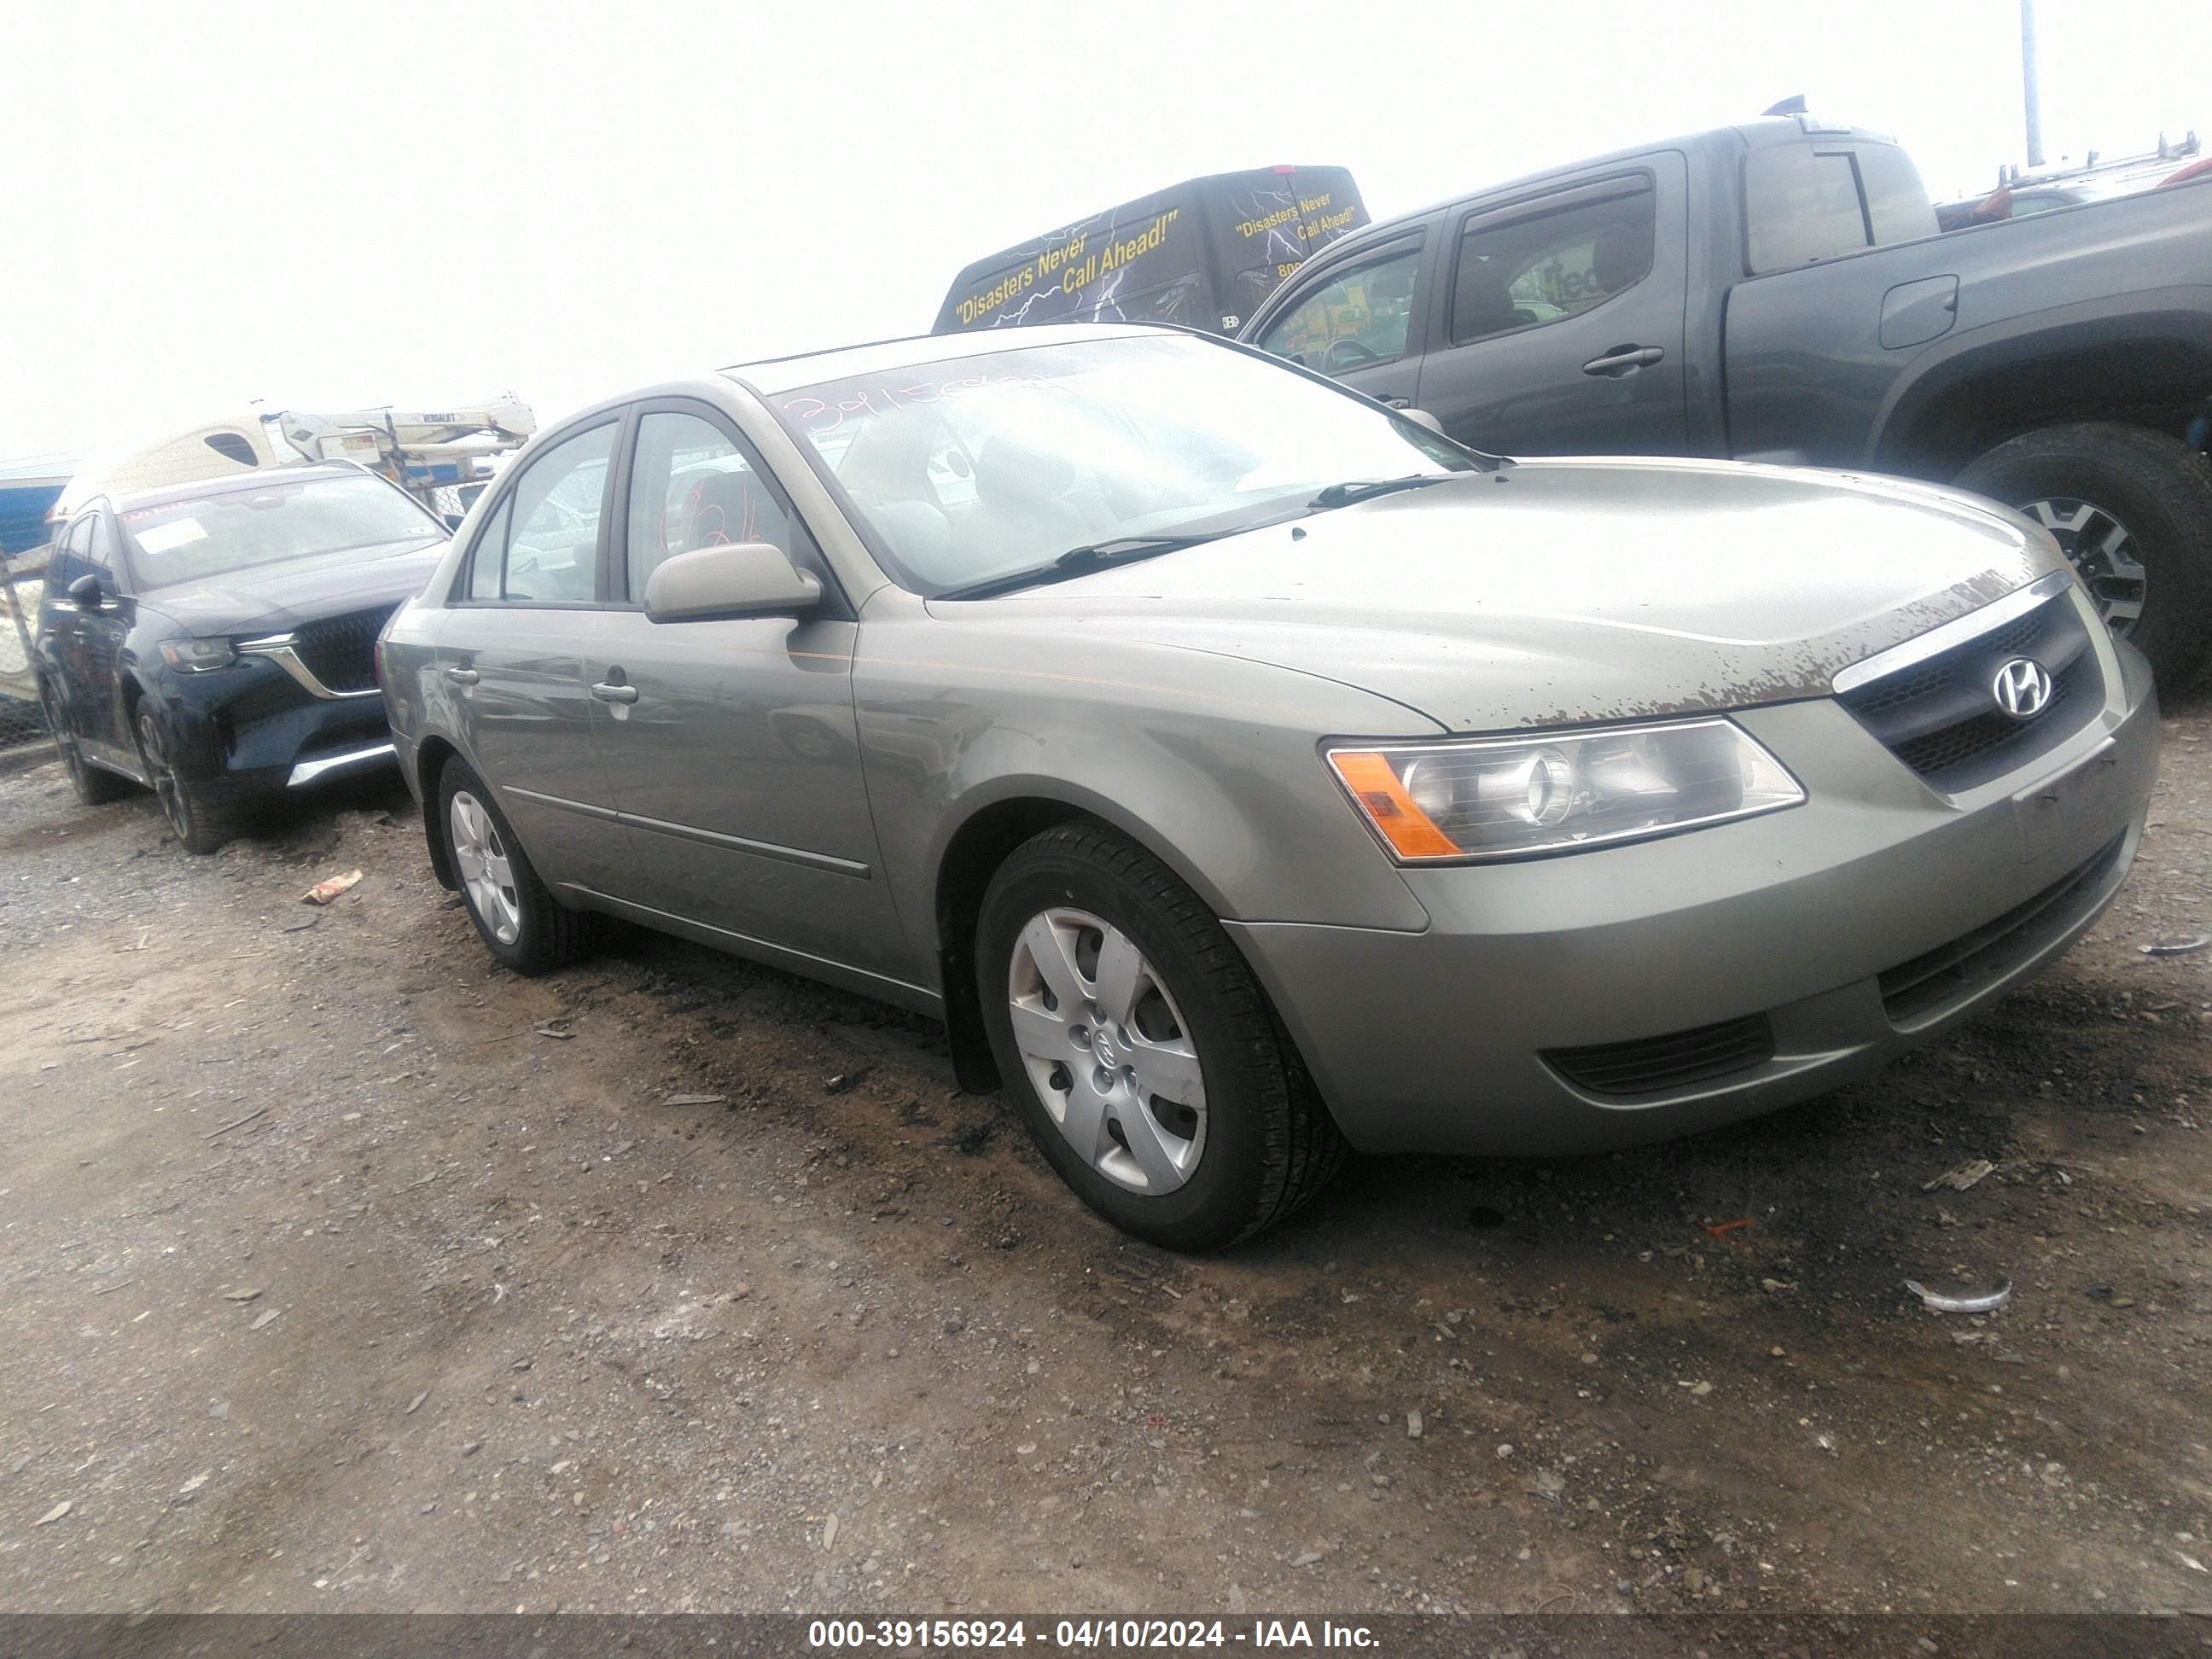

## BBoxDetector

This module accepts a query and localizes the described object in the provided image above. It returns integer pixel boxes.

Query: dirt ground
[0,693,2206,1621]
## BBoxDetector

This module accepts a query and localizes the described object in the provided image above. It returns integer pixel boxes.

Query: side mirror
[644,541,821,624]
[1397,408,1447,436]
[67,573,104,609]
[442,512,467,532]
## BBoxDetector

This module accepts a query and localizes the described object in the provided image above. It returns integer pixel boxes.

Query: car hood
[940,459,2058,731]
[139,536,449,635]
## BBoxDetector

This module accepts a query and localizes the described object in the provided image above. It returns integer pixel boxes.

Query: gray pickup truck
[1240,112,2212,684]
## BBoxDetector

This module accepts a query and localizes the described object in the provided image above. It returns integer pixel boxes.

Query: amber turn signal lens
[1327,751,1462,859]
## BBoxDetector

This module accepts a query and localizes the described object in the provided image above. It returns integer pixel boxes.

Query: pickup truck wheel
[438,759,595,974]
[1956,422,2212,687]
[976,822,1345,1252]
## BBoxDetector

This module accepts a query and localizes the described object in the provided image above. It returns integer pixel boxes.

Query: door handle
[1382,396,1414,409]
[590,680,639,705]
[444,667,480,685]
[1582,346,1665,377]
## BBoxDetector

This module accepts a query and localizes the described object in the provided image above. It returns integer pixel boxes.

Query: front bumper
[1228,643,2159,1156]
[154,656,395,795]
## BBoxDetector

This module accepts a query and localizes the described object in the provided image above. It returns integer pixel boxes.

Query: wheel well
[934,797,1095,1093]
[414,736,462,890]
[1880,335,2212,479]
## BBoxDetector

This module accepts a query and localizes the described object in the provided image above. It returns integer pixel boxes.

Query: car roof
[107,461,371,513]
[724,322,1175,395]
[1301,115,1897,270]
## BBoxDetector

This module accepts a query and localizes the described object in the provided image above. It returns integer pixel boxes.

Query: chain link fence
[0,553,53,760]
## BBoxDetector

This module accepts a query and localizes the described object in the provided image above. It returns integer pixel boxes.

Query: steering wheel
[1324,338,1381,370]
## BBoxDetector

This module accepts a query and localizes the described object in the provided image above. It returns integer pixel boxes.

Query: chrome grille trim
[236,635,381,701]
[1831,571,2076,696]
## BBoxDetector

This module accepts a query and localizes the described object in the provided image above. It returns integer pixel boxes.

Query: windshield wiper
[937,534,1220,602]
[1308,474,1458,511]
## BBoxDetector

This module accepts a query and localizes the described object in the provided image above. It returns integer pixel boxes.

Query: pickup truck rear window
[1745,143,1938,274]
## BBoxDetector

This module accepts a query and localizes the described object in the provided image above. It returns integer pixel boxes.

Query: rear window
[1744,143,1938,273]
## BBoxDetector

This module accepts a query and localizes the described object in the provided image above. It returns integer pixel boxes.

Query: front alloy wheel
[136,708,240,853]
[137,708,186,836]
[976,822,1345,1250]
[449,789,521,946]
[2018,496,2146,634]
[1008,906,1208,1195]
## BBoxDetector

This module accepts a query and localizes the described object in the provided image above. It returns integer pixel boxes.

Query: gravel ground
[0,696,2206,1618]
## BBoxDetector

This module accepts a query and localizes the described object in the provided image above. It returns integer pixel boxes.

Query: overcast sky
[3,0,2203,459]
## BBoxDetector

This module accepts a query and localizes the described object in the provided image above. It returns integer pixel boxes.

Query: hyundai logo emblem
[1992,657,2054,719]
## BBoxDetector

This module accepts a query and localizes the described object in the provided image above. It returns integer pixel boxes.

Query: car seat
[1455,263,1534,341]
[1589,226,1647,297]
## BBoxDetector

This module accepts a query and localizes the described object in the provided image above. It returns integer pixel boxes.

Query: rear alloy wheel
[1956,421,2212,688]
[38,682,130,806]
[436,759,594,974]
[977,822,1345,1251]
[135,707,242,853]
[450,789,522,947]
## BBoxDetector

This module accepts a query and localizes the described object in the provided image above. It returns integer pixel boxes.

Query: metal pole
[2021,0,2046,167]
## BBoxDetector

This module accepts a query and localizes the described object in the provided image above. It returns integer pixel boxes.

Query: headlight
[1328,718,1804,862]
[158,637,238,672]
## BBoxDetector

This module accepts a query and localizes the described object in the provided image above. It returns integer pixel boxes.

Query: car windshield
[119,474,440,590]
[767,334,1478,596]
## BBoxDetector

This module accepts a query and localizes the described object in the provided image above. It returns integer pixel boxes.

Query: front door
[78,509,134,757]
[437,417,633,897]
[1248,232,1432,410]
[584,403,903,977]
[1414,154,1693,457]
[42,515,106,752]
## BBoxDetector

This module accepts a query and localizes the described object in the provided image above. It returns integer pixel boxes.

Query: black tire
[435,758,594,974]
[1955,421,2212,688]
[135,707,246,853]
[38,680,132,806]
[975,822,1345,1251]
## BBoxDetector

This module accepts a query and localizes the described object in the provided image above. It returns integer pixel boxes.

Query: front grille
[1877,832,2127,1025]
[1546,1014,1775,1098]
[292,604,398,695]
[1837,591,2102,793]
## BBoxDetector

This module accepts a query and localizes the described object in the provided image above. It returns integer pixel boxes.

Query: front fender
[855,599,1444,981]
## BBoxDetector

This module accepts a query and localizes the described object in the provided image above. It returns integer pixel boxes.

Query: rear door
[582,400,905,977]
[437,418,633,896]
[1413,153,1692,455]
[1248,229,1435,410]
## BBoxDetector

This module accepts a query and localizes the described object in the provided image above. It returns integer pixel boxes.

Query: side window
[86,514,121,585]
[493,422,615,602]
[1857,144,1939,246]
[1450,181,1655,346]
[203,432,259,468]
[624,410,812,600]
[1745,143,1936,274]
[466,497,512,601]
[1254,242,1423,375]
[52,516,95,587]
